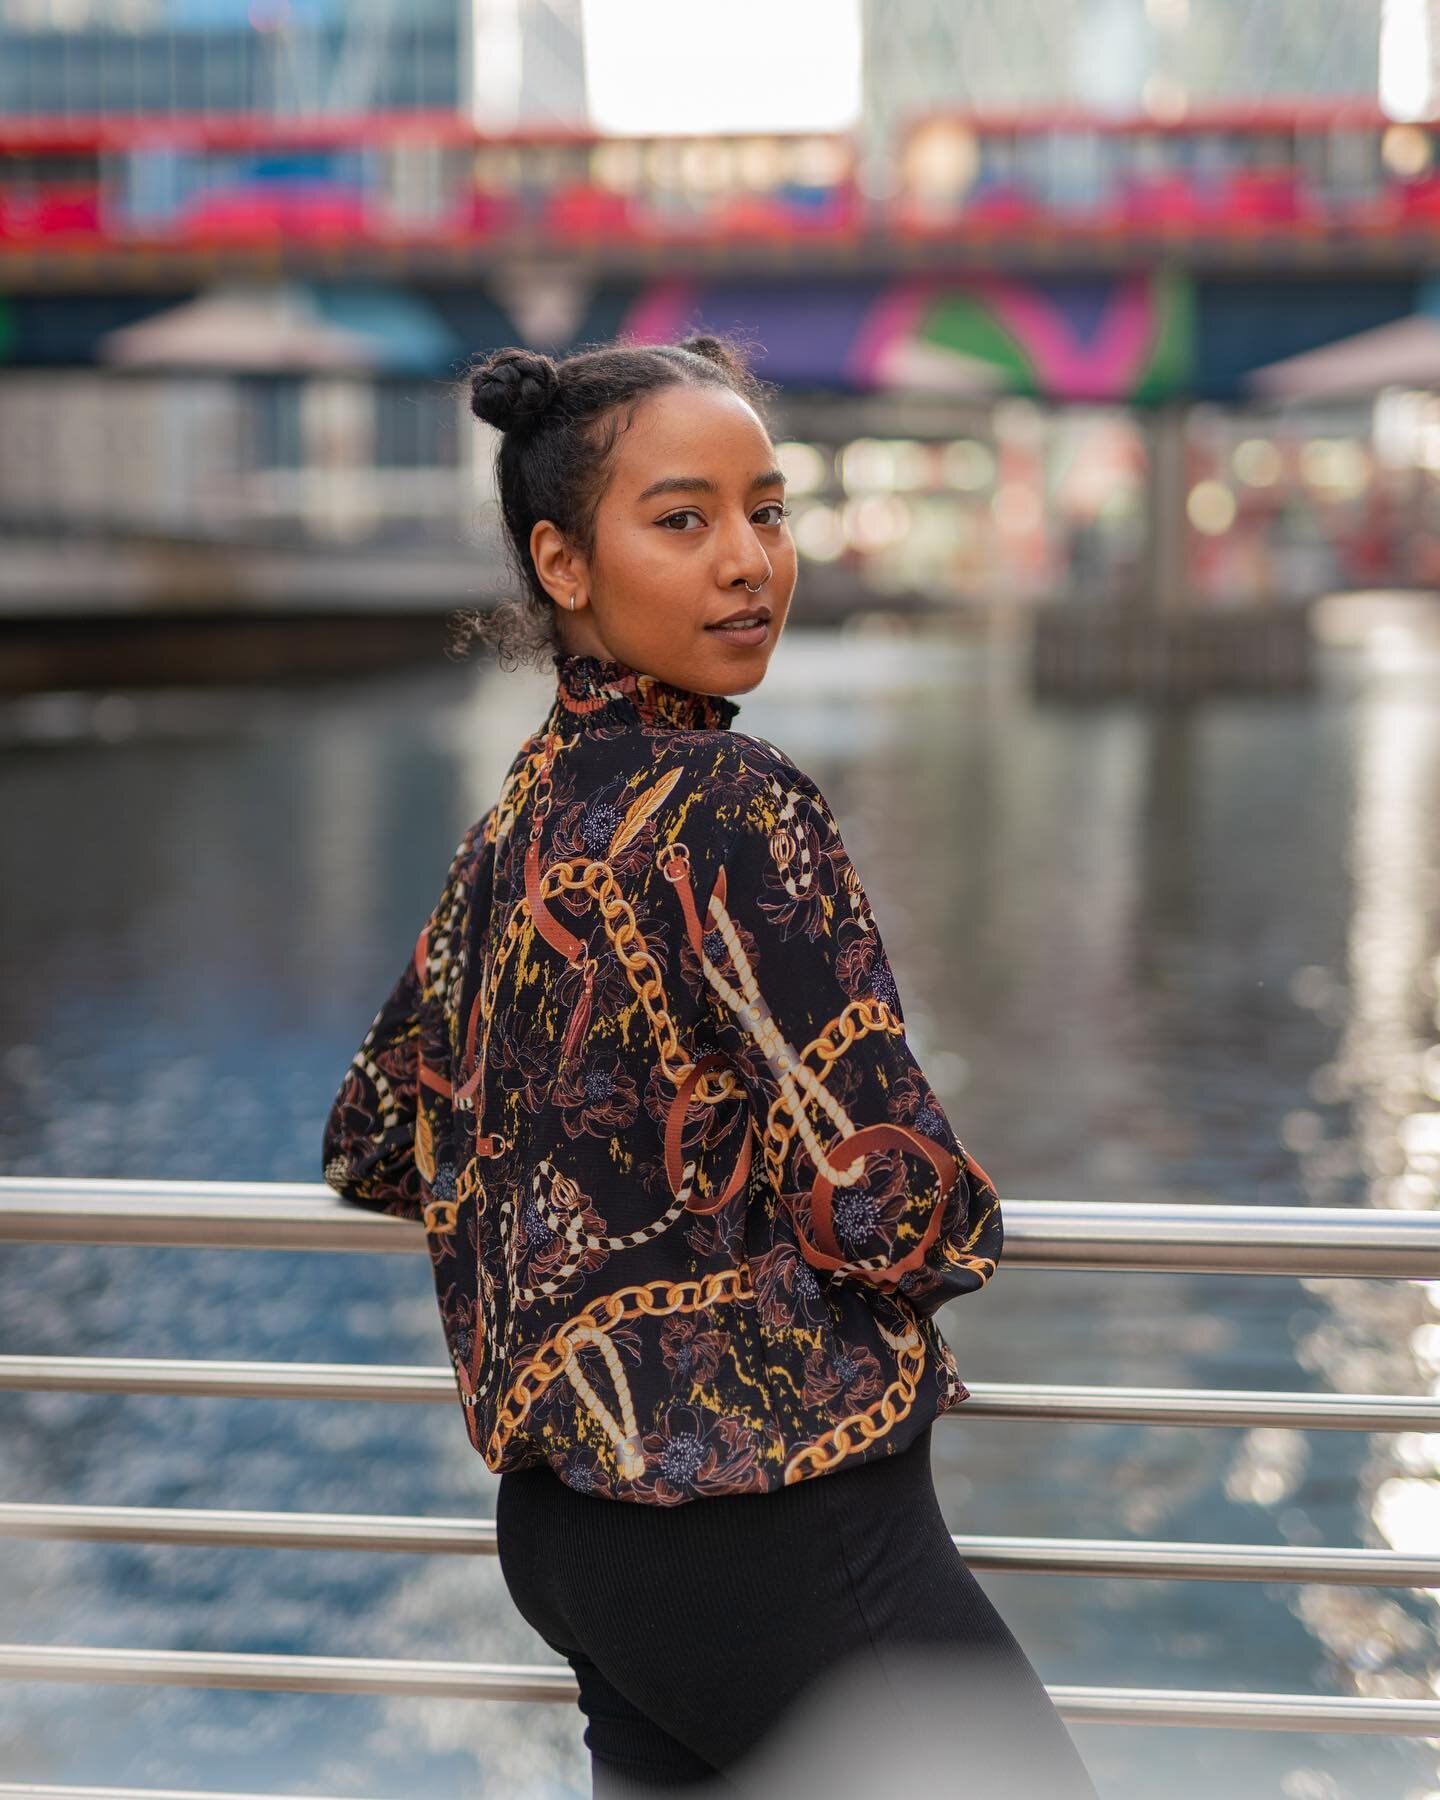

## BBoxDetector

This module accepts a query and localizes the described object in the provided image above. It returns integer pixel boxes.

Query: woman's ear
[530,518,586,608]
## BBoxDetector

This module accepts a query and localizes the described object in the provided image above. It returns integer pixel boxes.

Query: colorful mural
[620,269,1195,404]
[1,271,1432,406]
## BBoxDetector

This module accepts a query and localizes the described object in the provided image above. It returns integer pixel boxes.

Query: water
[1,624,1437,1799]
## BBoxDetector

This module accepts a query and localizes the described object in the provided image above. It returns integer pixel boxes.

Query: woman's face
[530,382,798,697]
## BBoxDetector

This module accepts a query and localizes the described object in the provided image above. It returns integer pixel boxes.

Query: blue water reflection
[1,627,1435,1798]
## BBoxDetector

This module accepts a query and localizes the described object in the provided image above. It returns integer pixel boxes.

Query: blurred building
[473,0,589,128]
[0,0,468,117]
[4,0,1440,651]
[859,0,1382,195]
[0,0,588,124]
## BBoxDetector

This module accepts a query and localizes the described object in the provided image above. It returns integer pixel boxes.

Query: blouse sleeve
[321,824,480,1223]
[696,758,1003,1318]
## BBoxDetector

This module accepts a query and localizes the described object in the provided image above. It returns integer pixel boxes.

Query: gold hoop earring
[569,594,577,610]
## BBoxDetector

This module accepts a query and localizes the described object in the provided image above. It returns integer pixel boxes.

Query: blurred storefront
[3,265,1438,617]
[5,368,1438,625]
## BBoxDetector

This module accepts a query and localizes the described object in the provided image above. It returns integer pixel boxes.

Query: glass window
[62,31,103,115]
[374,382,459,470]
[251,379,304,471]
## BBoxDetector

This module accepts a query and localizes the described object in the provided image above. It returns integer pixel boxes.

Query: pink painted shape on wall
[617,279,704,348]
[845,276,945,387]
[961,272,1155,398]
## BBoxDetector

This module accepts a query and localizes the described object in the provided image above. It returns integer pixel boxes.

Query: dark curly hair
[448,330,777,670]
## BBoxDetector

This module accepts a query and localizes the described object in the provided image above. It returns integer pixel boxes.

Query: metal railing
[2,1176,1439,1798]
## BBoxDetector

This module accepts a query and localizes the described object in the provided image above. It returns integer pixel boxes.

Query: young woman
[323,334,1100,1797]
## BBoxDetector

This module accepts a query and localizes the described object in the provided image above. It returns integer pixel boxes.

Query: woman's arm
[321,820,485,1223]
[696,755,1003,1317]
[321,920,432,1223]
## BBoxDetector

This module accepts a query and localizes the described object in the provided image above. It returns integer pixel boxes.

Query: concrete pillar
[1144,399,1191,615]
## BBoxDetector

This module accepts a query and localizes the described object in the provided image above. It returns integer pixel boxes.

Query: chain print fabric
[322,649,1005,1505]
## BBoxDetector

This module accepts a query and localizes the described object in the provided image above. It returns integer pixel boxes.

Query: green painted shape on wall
[1131,266,1196,406]
[915,292,1036,392]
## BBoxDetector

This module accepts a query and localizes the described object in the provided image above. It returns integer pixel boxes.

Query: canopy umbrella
[99,282,459,376]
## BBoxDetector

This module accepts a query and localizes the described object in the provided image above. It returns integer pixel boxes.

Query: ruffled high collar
[550,650,741,732]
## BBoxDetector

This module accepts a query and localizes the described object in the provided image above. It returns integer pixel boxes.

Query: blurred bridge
[3,102,1437,694]
[4,102,1440,283]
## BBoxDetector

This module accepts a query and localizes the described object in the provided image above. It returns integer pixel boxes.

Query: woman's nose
[718,519,771,583]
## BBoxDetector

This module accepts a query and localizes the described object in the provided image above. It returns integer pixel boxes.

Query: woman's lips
[705,617,770,646]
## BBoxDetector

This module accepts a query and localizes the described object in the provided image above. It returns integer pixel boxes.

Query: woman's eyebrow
[635,468,787,504]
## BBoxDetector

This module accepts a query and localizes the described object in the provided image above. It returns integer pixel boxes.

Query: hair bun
[469,348,561,433]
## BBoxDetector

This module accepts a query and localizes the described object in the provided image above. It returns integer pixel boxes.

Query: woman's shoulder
[734,731,834,803]
[662,730,841,854]
[677,726,818,790]
[632,724,805,784]
[561,726,834,853]
[571,723,809,791]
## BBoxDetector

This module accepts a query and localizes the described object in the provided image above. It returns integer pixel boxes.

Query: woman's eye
[656,503,791,531]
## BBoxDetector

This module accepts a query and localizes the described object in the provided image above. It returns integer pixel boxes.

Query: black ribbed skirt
[495,1423,1101,1797]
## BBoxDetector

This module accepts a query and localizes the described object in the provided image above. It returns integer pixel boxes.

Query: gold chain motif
[486,1269,753,1473]
[703,884,912,1278]
[781,1313,927,1482]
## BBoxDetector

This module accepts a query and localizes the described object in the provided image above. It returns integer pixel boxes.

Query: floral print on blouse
[322,649,1004,1504]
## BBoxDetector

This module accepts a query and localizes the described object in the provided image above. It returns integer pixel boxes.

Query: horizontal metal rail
[0,1787,375,1800]
[0,1645,1435,1735]
[0,1500,1430,1586]
[4,1177,1437,1745]
[2,1177,1437,1276]
[2,1354,1434,1430]
[0,1786,377,1800]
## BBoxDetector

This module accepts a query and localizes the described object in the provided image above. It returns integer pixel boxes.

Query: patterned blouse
[322,649,1004,1504]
